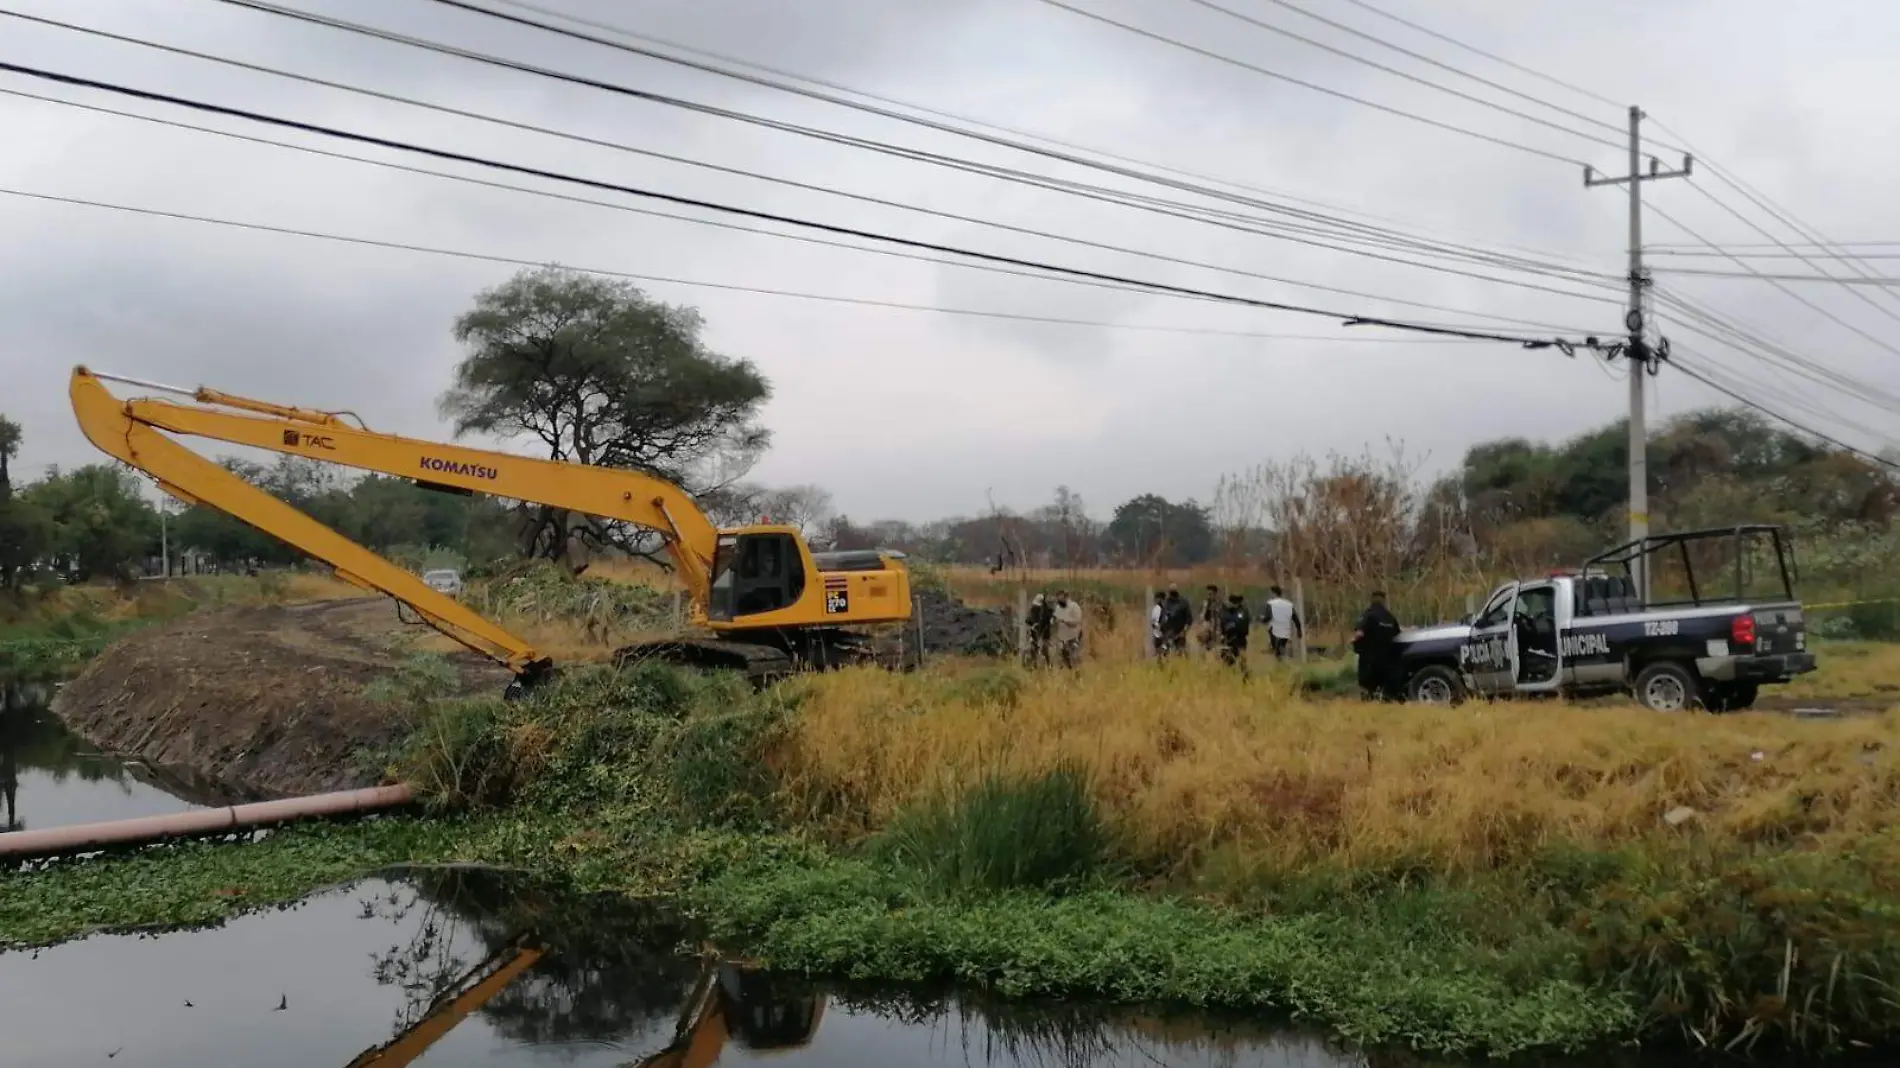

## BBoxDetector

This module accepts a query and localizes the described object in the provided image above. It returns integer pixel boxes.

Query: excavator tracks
[611,629,882,687]
[612,637,795,686]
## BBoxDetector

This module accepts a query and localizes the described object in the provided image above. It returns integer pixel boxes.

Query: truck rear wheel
[1634,661,1701,713]
[1406,665,1464,706]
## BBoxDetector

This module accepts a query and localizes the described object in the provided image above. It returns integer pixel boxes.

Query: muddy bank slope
[52,598,507,799]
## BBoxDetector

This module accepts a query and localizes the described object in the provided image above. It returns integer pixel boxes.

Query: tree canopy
[440,267,771,566]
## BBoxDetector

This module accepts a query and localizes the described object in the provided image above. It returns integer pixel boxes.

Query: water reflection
[0,866,1383,1067]
[0,677,210,831]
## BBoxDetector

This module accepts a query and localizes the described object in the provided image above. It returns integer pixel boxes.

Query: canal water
[0,867,1384,1068]
[0,678,216,833]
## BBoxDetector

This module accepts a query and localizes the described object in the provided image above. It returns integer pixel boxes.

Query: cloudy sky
[3,0,1896,522]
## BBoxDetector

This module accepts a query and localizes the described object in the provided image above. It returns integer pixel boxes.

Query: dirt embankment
[52,599,507,800]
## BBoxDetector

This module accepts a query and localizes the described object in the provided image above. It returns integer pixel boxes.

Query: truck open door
[1460,583,1517,696]
[1509,581,1564,695]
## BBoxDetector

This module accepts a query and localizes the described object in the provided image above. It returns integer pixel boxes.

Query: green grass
[874,764,1110,894]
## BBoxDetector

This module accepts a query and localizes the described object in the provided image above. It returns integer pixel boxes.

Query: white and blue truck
[1394,525,1815,712]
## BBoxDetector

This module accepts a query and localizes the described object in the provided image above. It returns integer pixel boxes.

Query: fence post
[1016,587,1029,659]
[1143,585,1155,659]
[1293,577,1309,662]
[914,595,927,667]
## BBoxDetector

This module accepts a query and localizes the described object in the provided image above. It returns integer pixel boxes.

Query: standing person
[1149,591,1166,657]
[1051,589,1084,669]
[1218,592,1252,671]
[1262,585,1304,661]
[1352,591,1403,700]
[1161,587,1193,656]
[1025,593,1053,666]
[1197,584,1222,655]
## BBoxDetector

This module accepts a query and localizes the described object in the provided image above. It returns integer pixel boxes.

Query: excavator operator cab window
[707,532,807,621]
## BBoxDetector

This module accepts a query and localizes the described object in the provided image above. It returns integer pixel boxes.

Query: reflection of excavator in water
[69,368,913,693]
[342,943,825,1067]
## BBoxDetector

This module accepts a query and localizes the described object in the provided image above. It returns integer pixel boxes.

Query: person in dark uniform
[1160,587,1193,656]
[1218,593,1252,671]
[1025,592,1054,666]
[1352,591,1403,700]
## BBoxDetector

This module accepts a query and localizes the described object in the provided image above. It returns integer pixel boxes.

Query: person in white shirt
[1262,585,1303,660]
[1052,590,1085,669]
[1149,591,1165,653]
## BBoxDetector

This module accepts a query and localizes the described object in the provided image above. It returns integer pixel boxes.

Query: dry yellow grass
[779,659,1900,886]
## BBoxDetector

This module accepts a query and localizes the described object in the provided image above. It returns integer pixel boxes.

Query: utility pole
[1584,106,1690,600]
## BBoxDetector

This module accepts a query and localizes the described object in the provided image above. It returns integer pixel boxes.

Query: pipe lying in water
[0,783,415,860]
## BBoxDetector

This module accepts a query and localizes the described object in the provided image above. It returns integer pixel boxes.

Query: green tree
[22,465,158,581]
[0,497,53,590]
[0,414,19,500]
[440,267,771,565]
[1106,494,1213,567]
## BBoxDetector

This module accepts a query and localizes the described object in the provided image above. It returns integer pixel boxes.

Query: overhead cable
[1181,0,1633,144]
[476,0,1594,264]
[190,0,1616,299]
[0,183,1499,343]
[0,81,1602,334]
[0,59,1589,348]
[1029,0,1590,165]
[1336,0,1624,110]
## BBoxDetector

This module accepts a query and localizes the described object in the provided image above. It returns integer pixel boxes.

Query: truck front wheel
[1634,661,1701,713]
[1406,665,1465,705]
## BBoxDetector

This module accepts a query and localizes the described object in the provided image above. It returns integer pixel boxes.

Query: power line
[1648,115,1900,321]
[477,0,1595,266]
[1336,0,1624,110]
[1649,201,1900,362]
[1669,347,1898,468]
[1650,241,1900,252]
[0,85,1173,304]
[1178,0,1629,147]
[1649,249,1900,260]
[1654,268,1900,286]
[0,58,1583,347]
[143,4,1623,304]
[0,182,1494,343]
[1252,0,1639,138]
[1652,287,1900,426]
[1682,180,1900,326]
[1028,0,1589,166]
[0,79,1601,337]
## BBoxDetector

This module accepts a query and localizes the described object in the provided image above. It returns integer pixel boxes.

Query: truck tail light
[1730,614,1756,650]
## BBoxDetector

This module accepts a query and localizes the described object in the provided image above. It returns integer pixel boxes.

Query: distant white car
[422,568,464,598]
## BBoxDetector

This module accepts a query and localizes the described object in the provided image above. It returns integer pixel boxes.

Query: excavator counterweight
[69,367,912,692]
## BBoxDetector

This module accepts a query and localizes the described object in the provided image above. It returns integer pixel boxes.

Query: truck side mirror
[1460,613,1474,625]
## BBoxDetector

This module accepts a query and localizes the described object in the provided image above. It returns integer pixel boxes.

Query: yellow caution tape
[1805,597,1900,611]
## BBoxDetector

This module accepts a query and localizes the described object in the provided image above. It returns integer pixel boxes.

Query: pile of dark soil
[912,589,1015,657]
[52,599,506,799]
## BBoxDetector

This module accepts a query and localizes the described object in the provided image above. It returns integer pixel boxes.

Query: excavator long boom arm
[69,367,722,680]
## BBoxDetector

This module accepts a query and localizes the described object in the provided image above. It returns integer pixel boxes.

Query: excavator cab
[708,531,807,620]
[704,526,911,630]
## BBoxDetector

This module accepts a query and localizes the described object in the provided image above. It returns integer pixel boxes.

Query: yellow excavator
[69,367,913,693]
[341,943,825,1067]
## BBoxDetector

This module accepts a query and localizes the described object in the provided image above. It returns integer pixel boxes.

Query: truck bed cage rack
[1582,525,1795,612]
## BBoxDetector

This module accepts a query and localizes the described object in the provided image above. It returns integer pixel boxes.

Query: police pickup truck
[1394,525,1816,712]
